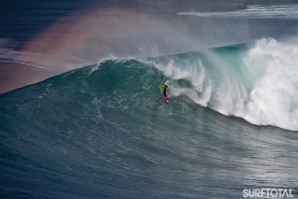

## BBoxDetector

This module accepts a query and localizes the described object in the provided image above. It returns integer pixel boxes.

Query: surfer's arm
[158,86,169,93]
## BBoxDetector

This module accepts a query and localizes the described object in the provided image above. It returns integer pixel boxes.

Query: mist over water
[22,10,203,69]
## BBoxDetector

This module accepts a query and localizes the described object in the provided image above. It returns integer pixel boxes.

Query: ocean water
[1,42,298,198]
[1,1,298,199]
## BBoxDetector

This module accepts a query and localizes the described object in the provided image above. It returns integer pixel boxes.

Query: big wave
[146,38,298,131]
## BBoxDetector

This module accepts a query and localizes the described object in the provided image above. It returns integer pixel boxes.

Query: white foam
[214,38,298,131]
[177,4,298,19]
[239,38,298,130]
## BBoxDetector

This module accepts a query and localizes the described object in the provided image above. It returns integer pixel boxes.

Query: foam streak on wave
[177,4,298,19]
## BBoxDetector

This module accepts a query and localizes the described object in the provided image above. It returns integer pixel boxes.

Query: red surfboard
[162,94,169,103]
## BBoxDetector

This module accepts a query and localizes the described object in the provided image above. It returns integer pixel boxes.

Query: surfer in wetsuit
[158,85,169,97]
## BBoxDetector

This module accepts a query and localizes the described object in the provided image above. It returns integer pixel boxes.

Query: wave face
[1,39,298,198]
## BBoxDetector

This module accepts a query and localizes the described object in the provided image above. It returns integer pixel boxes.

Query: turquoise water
[1,43,298,198]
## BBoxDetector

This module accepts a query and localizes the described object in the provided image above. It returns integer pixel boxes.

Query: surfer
[158,85,169,97]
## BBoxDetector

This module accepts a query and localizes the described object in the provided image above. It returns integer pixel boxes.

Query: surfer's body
[158,85,169,97]
[158,85,169,103]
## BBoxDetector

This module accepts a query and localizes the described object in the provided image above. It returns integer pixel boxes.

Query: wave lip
[177,4,298,19]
